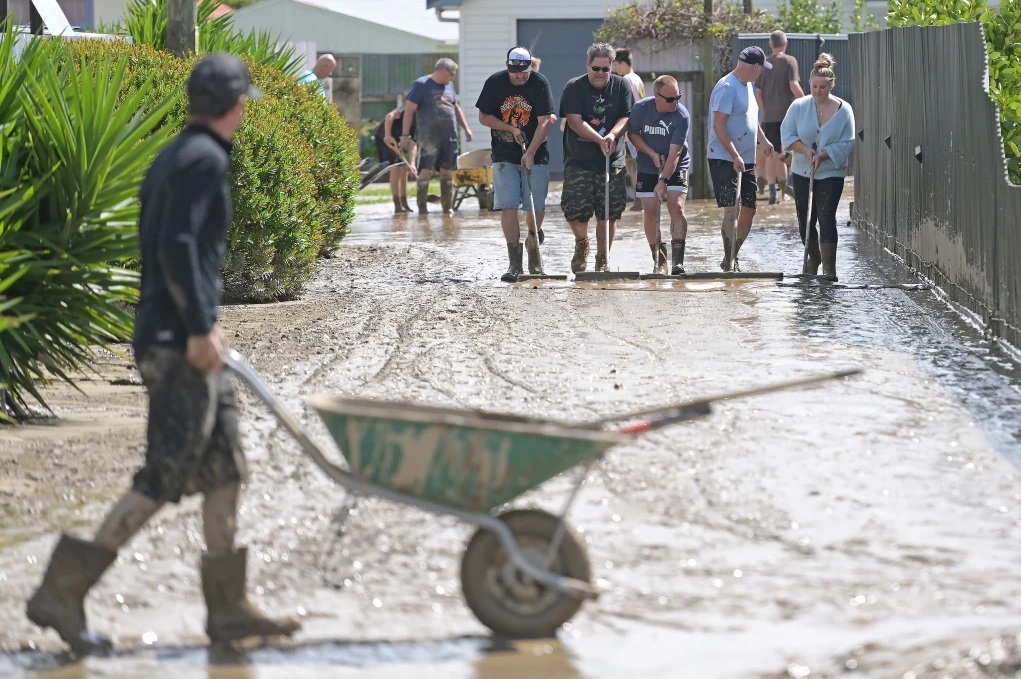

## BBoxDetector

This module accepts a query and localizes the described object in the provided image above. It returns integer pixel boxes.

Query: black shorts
[417,133,458,173]
[560,163,627,223]
[131,346,247,504]
[375,137,401,165]
[709,158,757,210]
[762,122,783,153]
[635,169,688,197]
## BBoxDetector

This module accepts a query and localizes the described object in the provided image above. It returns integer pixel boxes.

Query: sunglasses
[656,92,680,103]
[589,65,611,72]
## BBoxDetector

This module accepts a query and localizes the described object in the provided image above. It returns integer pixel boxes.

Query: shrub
[55,39,360,301]
[0,23,178,420]
[888,0,1021,184]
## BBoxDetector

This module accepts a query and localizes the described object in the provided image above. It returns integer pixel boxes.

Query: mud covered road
[2,185,1021,678]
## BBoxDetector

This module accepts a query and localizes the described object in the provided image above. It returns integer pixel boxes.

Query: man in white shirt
[707,46,774,271]
[614,48,646,212]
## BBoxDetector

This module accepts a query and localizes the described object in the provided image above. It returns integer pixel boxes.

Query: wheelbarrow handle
[597,368,863,435]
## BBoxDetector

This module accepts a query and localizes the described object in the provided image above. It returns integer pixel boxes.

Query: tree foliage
[596,0,780,47]
[777,0,843,32]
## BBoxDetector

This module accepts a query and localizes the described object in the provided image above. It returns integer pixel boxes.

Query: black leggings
[792,174,845,246]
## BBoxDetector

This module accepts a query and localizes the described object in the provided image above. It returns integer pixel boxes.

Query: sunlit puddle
[1,637,587,679]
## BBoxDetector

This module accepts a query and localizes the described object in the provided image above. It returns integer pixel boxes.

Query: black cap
[506,46,532,73]
[738,45,772,69]
[187,53,262,115]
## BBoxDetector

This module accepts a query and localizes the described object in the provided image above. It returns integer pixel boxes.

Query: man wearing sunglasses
[707,45,775,271]
[476,46,555,281]
[559,42,635,273]
[626,75,691,275]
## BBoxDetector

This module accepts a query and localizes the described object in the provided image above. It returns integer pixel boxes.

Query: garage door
[517,19,604,179]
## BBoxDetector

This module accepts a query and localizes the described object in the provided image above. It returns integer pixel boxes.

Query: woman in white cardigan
[780,54,855,280]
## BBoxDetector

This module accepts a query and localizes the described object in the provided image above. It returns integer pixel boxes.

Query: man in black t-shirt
[559,42,634,273]
[475,47,555,279]
[477,46,555,281]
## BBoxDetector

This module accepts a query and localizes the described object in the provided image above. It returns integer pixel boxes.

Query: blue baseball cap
[739,45,772,68]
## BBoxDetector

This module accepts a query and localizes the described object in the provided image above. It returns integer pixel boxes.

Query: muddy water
[2,182,1021,678]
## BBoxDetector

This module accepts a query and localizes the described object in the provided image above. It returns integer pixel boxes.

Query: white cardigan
[780,95,856,180]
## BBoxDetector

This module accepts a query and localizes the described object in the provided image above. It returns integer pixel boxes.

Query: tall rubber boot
[501,242,523,282]
[802,239,821,275]
[440,177,454,214]
[720,227,733,272]
[657,242,668,274]
[400,194,412,212]
[416,180,429,214]
[671,238,686,275]
[392,195,406,213]
[650,242,667,275]
[821,243,838,281]
[202,547,302,642]
[524,233,542,274]
[757,175,766,195]
[732,236,746,272]
[571,238,589,273]
[25,534,116,656]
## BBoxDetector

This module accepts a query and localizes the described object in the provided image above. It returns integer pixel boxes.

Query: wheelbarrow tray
[306,395,627,513]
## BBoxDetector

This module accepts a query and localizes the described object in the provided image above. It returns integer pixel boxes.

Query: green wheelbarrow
[224,349,859,638]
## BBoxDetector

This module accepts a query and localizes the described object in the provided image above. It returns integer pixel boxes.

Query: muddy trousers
[792,174,845,246]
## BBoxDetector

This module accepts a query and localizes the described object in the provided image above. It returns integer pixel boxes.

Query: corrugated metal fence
[731,33,853,109]
[849,22,1021,351]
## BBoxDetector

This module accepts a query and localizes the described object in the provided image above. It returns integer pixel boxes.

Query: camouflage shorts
[131,346,247,503]
[560,163,628,223]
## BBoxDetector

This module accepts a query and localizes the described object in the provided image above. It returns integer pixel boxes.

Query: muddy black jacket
[132,124,232,355]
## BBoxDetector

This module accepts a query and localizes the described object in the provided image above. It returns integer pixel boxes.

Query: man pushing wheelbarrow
[25,54,302,656]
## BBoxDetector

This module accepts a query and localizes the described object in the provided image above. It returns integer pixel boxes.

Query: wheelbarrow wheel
[460,508,591,639]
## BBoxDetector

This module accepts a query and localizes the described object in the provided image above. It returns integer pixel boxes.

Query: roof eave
[426,0,461,8]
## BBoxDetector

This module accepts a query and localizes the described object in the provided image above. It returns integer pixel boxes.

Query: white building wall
[457,0,616,155]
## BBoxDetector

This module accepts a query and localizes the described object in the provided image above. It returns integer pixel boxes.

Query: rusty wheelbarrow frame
[225,349,860,638]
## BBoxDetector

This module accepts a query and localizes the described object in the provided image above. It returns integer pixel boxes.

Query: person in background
[401,58,473,215]
[780,53,855,280]
[377,99,417,213]
[560,42,634,273]
[613,48,646,212]
[707,46,774,272]
[297,54,336,99]
[756,30,804,204]
[24,54,302,657]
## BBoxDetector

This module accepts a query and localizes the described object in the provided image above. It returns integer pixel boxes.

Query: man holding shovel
[25,54,302,656]
[627,75,691,275]
[560,42,634,273]
[707,46,775,271]
[476,46,555,281]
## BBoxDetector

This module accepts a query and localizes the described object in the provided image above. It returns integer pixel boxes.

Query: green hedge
[56,39,360,301]
[0,29,359,419]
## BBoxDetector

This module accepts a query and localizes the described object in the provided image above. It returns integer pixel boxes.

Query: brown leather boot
[25,534,116,656]
[571,238,589,273]
[821,243,838,281]
[202,548,302,642]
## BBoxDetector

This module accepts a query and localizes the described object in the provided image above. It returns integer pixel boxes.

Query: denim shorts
[493,161,550,211]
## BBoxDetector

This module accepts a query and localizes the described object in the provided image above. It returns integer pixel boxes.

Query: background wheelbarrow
[225,350,859,638]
